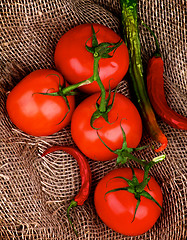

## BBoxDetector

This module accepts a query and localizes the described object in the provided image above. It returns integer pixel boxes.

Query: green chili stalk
[120,0,168,152]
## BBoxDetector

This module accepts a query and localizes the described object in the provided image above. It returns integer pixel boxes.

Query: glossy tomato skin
[94,168,163,236]
[71,92,142,161]
[54,23,129,94]
[6,69,75,136]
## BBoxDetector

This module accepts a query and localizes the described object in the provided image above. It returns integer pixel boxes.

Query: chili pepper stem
[67,200,78,236]
[141,20,161,57]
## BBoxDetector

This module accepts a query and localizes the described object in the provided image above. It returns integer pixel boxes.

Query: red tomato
[94,168,163,236]
[6,69,75,136]
[54,23,129,94]
[71,92,142,161]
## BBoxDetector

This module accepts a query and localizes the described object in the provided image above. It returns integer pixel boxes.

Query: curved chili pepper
[42,146,92,236]
[120,0,168,152]
[145,26,187,131]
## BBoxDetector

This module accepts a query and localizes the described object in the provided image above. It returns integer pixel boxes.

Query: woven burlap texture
[0,0,186,239]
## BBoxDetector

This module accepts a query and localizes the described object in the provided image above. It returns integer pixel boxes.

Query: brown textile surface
[0,0,186,239]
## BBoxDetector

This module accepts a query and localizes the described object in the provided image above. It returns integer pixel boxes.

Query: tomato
[71,92,142,161]
[6,69,75,136]
[54,23,129,94]
[94,168,163,236]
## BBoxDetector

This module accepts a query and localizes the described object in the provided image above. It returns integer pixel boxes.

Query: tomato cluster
[6,23,163,236]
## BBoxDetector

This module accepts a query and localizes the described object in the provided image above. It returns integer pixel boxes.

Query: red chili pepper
[42,145,92,236]
[147,56,187,131]
[145,23,187,131]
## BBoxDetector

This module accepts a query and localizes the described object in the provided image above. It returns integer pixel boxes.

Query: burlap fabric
[0,0,186,239]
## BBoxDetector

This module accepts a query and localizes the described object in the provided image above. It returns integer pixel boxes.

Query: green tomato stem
[93,56,107,113]
[136,154,166,192]
[61,78,94,95]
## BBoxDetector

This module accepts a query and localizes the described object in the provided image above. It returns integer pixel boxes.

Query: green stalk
[136,154,165,191]
[61,78,93,95]
[85,24,123,127]
[92,56,107,112]
[67,200,78,237]
[141,20,161,57]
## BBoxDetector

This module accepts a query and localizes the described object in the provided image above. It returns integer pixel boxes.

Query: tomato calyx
[97,122,147,164]
[85,25,123,60]
[105,155,165,222]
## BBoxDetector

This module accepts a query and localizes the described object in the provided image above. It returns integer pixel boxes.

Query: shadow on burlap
[0,0,186,239]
